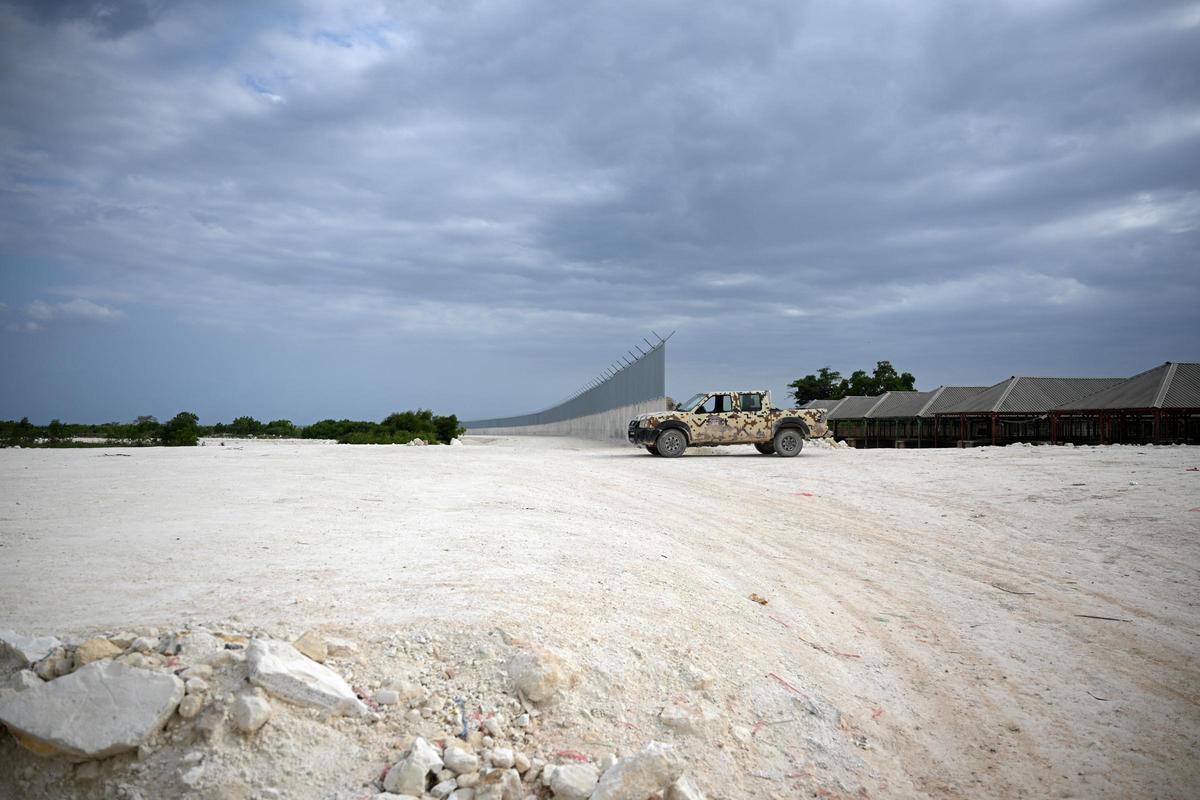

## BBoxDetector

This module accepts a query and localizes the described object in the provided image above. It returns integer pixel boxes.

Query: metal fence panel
[464,342,666,429]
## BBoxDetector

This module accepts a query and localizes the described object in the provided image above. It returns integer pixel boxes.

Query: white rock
[658,702,720,736]
[231,694,271,733]
[491,747,515,769]
[246,639,367,715]
[449,437,463,446]
[447,790,474,800]
[431,779,458,798]
[185,677,209,694]
[548,763,600,800]
[130,637,158,654]
[179,664,213,681]
[514,752,531,774]
[6,670,42,692]
[292,630,327,663]
[0,631,61,669]
[665,773,706,800]
[506,647,575,704]
[591,742,683,800]
[483,716,503,737]
[180,765,204,787]
[0,660,183,760]
[177,631,222,660]
[375,689,400,705]
[444,746,480,774]
[384,736,444,795]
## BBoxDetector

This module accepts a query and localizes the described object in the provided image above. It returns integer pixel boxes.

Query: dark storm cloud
[0,0,1197,421]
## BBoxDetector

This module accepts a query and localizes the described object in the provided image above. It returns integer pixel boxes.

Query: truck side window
[740,393,762,412]
[712,394,731,413]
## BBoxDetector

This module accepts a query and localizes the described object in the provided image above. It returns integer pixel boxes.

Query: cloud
[0,0,1197,418]
[24,298,124,323]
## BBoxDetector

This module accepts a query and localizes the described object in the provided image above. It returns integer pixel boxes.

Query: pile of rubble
[0,627,705,800]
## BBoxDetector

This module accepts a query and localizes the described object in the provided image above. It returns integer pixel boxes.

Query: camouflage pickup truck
[628,389,829,457]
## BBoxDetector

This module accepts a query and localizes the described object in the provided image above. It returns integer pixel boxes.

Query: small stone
[548,763,599,800]
[375,689,400,706]
[109,632,137,649]
[231,694,271,733]
[491,747,515,769]
[448,791,474,800]
[513,713,530,729]
[506,647,576,704]
[431,779,458,798]
[177,694,204,719]
[180,665,213,681]
[33,655,59,681]
[513,752,531,774]
[181,750,204,765]
[0,630,61,668]
[597,753,617,773]
[730,725,751,743]
[122,653,146,669]
[292,630,327,663]
[483,717,503,737]
[246,639,367,715]
[658,702,719,736]
[591,742,683,800]
[682,664,713,690]
[456,771,481,788]
[405,708,422,723]
[0,661,183,760]
[383,736,444,795]
[177,631,222,660]
[445,746,480,775]
[185,678,209,694]
[665,774,706,800]
[7,670,42,692]
[130,637,158,654]
[180,765,204,787]
[75,761,101,782]
[437,768,455,782]
[324,637,358,657]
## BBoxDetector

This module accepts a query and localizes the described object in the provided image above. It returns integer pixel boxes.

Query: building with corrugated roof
[1051,362,1200,444]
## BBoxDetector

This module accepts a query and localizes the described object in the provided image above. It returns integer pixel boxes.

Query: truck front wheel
[645,445,660,456]
[754,442,775,455]
[773,428,804,457]
[656,429,688,458]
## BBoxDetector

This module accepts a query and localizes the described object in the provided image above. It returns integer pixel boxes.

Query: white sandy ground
[1,436,1198,799]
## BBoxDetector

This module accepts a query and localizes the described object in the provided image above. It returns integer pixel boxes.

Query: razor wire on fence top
[463,332,672,429]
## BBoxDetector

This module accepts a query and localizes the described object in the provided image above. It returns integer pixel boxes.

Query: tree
[788,367,843,405]
[46,419,66,443]
[229,416,263,437]
[161,412,200,446]
[789,361,918,402]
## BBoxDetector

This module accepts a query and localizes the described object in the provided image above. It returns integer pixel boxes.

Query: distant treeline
[0,410,464,448]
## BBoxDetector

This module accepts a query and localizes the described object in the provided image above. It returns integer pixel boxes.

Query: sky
[1,0,1198,424]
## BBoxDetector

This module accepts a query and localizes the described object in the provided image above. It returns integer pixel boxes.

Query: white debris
[0,660,183,760]
[546,762,600,799]
[591,742,683,800]
[0,630,61,668]
[665,773,706,800]
[375,688,400,705]
[491,747,515,769]
[384,736,444,795]
[231,693,272,733]
[444,745,480,774]
[506,647,575,704]
[246,639,368,715]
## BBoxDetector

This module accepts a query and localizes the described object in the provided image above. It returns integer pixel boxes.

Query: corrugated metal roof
[939,376,1125,414]
[827,395,882,419]
[916,386,989,417]
[865,391,934,418]
[1056,362,1200,410]
[801,398,839,410]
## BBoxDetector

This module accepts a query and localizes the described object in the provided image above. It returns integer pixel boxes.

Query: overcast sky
[1,0,1197,424]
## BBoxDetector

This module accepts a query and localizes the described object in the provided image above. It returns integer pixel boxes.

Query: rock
[513,752,531,774]
[730,725,751,744]
[180,765,204,787]
[456,771,481,788]
[0,630,61,669]
[0,660,183,760]
[506,647,576,704]
[447,790,474,800]
[292,630,328,663]
[377,795,421,800]
[665,774,706,800]
[384,736,444,795]
[175,631,222,661]
[548,763,599,800]
[491,747,515,769]
[6,670,42,692]
[177,694,204,719]
[514,713,530,728]
[597,753,617,773]
[483,716,503,737]
[449,437,463,446]
[185,677,209,694]
[246,639,367,715]
[431,779,458,798]
[375,689,400,705]
[681,664,713,690]
[73,642,121,666]
[476,768,521,800]
[444,745,480,774]
[406,438,427,446]
[591,742,683,800]
[75,761,101,781]
[179,664,213,681]
[231,694,271,733]
[109,632,137,649]
[658,702,720,736]
[130,637,157,654]
[325,637,358,657]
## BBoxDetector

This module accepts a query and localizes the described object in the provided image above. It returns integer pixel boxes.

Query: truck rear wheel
[656,429,687,458]
[773,428,804,457]
[754,442,775,455]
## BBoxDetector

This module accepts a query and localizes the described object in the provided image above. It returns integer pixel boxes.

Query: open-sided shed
[1051,362,1200,444]
[934,376,1125,446]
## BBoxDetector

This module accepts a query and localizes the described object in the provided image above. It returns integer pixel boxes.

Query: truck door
[693,393,738,443]
[737,392,769,442]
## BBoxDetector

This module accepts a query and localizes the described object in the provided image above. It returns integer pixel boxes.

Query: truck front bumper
[627,421,658,446]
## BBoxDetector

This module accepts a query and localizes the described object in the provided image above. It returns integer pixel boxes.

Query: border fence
[463,333,672,440]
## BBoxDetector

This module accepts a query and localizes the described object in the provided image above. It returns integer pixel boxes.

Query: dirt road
[1,437,1197,798]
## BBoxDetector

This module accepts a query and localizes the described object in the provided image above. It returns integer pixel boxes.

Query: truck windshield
[674,393,707,412]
